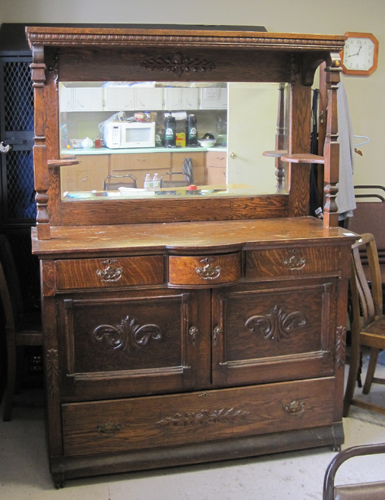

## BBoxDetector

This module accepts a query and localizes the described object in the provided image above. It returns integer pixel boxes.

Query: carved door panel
[211,279,338,387]
[57,288,210,401]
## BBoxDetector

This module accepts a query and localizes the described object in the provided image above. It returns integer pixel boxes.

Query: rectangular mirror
[59,81,290,201]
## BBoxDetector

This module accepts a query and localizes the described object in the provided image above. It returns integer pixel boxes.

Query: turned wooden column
[323,52,341,228]
[30,45,50,240]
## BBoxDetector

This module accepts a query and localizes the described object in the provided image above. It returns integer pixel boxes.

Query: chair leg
[362,348,380,395]
[343,345,362,417]
[2,330,17,421]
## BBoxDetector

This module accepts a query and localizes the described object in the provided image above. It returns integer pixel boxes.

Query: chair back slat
[351,234,383,328]
[0,259,16,331]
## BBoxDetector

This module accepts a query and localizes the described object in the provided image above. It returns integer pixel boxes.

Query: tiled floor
[1,357,384,500]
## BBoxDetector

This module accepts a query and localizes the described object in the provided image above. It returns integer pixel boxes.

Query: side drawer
[55,255,164,289]
[169,253,241,286]
[62,377,335,457]
[246,246,341,279]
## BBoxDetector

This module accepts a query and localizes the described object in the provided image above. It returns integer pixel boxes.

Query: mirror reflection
[59,81,289,201]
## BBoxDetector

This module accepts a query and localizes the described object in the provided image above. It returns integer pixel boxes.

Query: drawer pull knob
[213,326,223,346]
[189,326,198,345]
[283,400,305,416]
[282,250,306,271]
[196,257,221,281]
[97,421,122,435]
[96,259,123,282]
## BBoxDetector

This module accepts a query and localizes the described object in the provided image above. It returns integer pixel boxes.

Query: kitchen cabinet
[135,87,163,110]
[164,87,199,110]
[73,87,104,112]
[110,152,171,188]
[171,151,206,185]
[27,25,349,487]
[104,85,135,111]
[206,150,227,184]
[199,87,228,109]
[61,155,109,192]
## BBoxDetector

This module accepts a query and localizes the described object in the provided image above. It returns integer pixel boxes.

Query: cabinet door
[135,88,163,110]
[164,88,199,110]
[57,288,211,401]
[59,85,73,112]
[199,87,228,109]
[171,151,206,185]
[110,152,171,188]
[212,279,338,387]
[206,151,227,185]
[73,87,104,111]
[60,155,109,192]
[104,86,135,111]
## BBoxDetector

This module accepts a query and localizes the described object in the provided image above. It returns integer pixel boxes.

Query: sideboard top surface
[31,217,356,257]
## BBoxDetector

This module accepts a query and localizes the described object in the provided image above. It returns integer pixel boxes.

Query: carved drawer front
[169,253,241,287]
[62,377,335,457]
[246,246,341,280]
[55,255,164,289]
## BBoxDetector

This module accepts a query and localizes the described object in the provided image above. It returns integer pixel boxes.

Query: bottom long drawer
[62,377,336,457]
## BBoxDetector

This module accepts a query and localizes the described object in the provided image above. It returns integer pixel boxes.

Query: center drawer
[168,253,241,286]
[55,255,164,289]
[62,377,335,457]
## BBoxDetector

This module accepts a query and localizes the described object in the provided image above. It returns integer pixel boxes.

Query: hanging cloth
[336,78,356,220]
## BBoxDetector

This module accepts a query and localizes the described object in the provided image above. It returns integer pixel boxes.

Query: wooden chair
[103,174,137,190]
[159,171,192,188]
[323,443,385,500]
[343,233,385,417]
[0,234,43,421]
[346,186,385,299]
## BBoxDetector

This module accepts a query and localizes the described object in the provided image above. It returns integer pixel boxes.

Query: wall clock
[341,32,379,75]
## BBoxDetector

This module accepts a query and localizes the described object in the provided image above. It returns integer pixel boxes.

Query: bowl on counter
[198,139,217,148]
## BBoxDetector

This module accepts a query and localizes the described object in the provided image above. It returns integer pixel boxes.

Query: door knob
[0,142,11,154]
[229,152,236,158]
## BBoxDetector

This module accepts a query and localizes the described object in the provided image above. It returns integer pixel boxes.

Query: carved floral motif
[92,315,162,353]
[142,52,216,77]
[156,407,250,427]
[245,305,307,342]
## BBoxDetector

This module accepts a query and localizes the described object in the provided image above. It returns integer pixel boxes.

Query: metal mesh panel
[4,61,34,132]
[6,149,36,220]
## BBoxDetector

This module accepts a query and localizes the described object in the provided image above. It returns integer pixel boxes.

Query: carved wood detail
[282,249,306,271]
[156,407,250,427]
[196,257,221,281]
[46,349,60,397]
[283,400,305,416]
[142,52,216,77]
[335,325,346,369]
[97,422,122,436]
[92,316,162,353]
[245,305,307,342]
[27,31,345,52]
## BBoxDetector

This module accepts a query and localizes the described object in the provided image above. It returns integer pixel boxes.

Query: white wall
[1,0,384,186]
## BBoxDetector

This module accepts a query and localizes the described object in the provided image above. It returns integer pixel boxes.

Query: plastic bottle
[152,173,160,191]
[144,173,152,191]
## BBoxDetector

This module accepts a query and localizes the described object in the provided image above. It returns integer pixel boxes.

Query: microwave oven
[104,121,156,149]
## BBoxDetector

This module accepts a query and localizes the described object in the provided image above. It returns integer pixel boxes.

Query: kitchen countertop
[62,146,227,156]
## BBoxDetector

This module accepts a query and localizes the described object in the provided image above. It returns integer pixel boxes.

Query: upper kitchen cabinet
[199,87,228,109]
[73,87,104,112]
[134,87,163,110]
[104,85,135,111]
[164,87,199,110]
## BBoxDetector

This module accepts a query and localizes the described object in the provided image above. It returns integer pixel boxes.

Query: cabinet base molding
[51,422,343,485]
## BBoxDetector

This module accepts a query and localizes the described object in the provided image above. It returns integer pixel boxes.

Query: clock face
[343,37,375,71]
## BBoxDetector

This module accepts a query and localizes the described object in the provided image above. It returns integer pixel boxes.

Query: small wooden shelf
[262,150,288,158]
[47,157,79,169]
[281,154,325,164]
